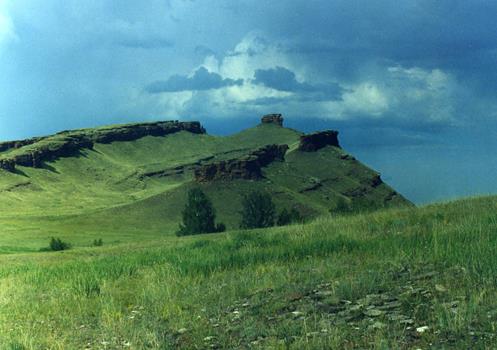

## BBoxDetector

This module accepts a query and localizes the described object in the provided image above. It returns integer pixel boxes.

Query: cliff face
[298,130,340,152]
[194,144,289,182]
[0,121,205,171]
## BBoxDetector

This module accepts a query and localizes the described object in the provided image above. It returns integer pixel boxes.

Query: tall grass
[1,196,497,348]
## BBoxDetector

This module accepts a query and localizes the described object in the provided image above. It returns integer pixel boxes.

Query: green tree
[177,188,225,236]
[240,190,276,229]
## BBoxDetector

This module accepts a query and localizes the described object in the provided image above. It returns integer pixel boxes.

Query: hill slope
[0,115,411,249]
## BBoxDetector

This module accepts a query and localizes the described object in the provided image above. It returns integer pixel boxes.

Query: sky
[1,0,497,204]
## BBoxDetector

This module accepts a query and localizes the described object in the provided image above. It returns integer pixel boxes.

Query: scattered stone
[378,301,402,310]
[435,284,447,293]
[313,290,333,299]
[288,293,304,302]
[291,311,304,317]
[371,321,386,330]
[177,328,188,335]
[416,326,430,334]
[306,331,320,337]
[363,309,384,317]
[388,314,408,321]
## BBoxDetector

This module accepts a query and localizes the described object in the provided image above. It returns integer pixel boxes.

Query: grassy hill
[0,117,439,348]
[1,196,497,348]
[0,118,410,252]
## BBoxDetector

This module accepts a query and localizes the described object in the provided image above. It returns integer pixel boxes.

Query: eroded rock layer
[194,144,289,182]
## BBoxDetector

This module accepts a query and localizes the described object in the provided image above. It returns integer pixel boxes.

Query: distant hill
[0,114,411,239]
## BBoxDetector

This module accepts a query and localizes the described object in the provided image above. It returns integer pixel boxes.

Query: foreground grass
[1,196,497,349]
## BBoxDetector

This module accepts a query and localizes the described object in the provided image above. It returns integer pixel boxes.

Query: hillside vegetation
[1,196,497,348]
[0,118,409,252]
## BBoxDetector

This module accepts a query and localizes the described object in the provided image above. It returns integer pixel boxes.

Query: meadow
[1,195,497,349]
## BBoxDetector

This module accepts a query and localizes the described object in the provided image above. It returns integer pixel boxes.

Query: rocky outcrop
[194,144,288,182]
[261,114,284,126]
[81,121,205,143]
[10,136,94,168]
[0,137,44,153]
[0,121,206,172]
[367,174,383,188]
[0,159,15,172]
[298,130,340,152]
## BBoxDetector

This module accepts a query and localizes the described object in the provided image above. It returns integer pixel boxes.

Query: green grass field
[1,121,483,349]
[1,195,497,349]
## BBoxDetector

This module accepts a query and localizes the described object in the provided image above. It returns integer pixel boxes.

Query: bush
[277,207,303,226]
[48,237,71,251]
[177,187,225,236]
[240,190,276,229]
[92,238,103,247]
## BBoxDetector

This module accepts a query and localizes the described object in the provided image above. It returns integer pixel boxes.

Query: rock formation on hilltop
[194,144,289,182]
[298,130,340,152]
[0,121,205,171]
[261,114,284,126]
[0,137,45,153]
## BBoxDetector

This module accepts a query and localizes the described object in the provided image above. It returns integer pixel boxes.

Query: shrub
[277,207,303,226]
[240,190,276,229]
[92,238,103,247]
[177,187,225,236]
[48,237,71,251]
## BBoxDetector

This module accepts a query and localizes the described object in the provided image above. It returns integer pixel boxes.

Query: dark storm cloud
[146,67,243,93]
[252,66,345,101]
[2,0,497,138]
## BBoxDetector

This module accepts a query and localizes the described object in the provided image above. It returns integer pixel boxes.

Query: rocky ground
[170,265,490,349]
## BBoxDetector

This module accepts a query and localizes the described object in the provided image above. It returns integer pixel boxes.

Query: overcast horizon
[1,0,497,204]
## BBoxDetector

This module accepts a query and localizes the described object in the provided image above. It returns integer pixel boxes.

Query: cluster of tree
[176,188,303,236]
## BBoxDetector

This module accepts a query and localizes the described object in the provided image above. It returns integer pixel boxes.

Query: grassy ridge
[1,196,497,348]
[0,122,410,254]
